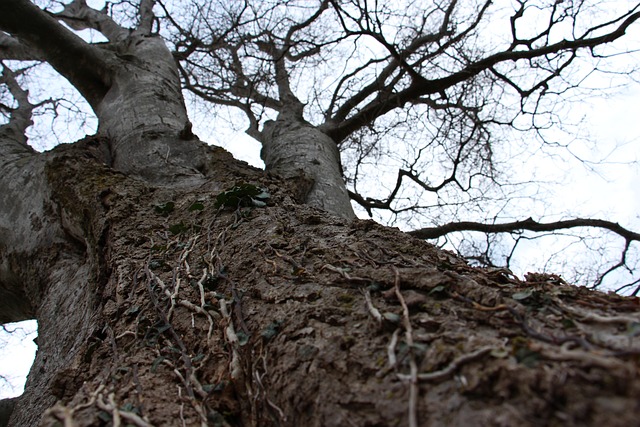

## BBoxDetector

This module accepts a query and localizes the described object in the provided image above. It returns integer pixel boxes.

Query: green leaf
[124,305,140,316]
[214,184,270,209]
[120,402,136,413]
[367,282,382,292]
[169,222,188,235]
[149,259,165,270]
[236,331,250,346]
[514,347,541,367]
[261,320,283,340]
[157,324,171,334]
[561,317,577,329]
[428,285,448,299]
[202,274,219,291]
[382,312,401,323]
[203,382,228,393]
[98,411,112,422]
[626,322,640,337]
[512,289,533,301]
[154,201,175,216]
[151,356,165,373]
[189,201,205,211]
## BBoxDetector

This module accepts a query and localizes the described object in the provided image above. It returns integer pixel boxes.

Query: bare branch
[0,63,34,146]
[137,0,157,35]
[0,0,111,108]
[409,218,640,243]
[327,8,640,142]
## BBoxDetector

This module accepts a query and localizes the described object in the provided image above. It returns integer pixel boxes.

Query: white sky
[0,322,37,398]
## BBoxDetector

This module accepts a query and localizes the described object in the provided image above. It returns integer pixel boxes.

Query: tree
[1,0,639,426]
[166,0,640,290]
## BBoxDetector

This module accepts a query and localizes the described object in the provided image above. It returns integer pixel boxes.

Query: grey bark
[0,122,66,325]
[94,34,210,185]
[0,397,16,427]
[260,119,355,220]
[0,138,105,425]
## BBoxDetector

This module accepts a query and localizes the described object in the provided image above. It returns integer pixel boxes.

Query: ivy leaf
[154,201,175,216]
[151,356,165,373]
[214,184,270,209]
[512,289,534,301]
[626,322,640,337]
[189,201,205,211]
[169,222,188,235]
[261,320,283,340]
[236,331,250,346]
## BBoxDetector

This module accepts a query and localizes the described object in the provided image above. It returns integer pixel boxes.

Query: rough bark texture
[4,136,640,426]
[0,145,64,325]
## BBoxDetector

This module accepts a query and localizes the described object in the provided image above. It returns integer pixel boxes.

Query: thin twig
[361,287,383,324]
[397,346,493,382]
[393,267,418,427]
[95,393,152,427]
[388,328,400,368]
[219,298,243,379]
[554,298,640,325]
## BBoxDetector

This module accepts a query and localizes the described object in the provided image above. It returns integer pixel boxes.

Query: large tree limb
[0,32,44,61]
[0,0,111,108]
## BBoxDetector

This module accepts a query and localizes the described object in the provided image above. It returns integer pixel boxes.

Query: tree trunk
[94,35,212,186]
[260,118,355,220]
[4,135,640,426]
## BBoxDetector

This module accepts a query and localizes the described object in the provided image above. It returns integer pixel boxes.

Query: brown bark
[5,136,640,426]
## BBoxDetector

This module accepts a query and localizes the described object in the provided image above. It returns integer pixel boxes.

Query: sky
[0,322,37,398]
[2,0,640,400]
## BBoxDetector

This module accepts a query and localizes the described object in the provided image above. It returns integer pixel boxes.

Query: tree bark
[94,35,211,185]
[0,140,64,325]
[5,141,640,426]
[260,118,355,220]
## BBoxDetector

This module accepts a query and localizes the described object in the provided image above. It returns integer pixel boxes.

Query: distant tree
[1,1,640,426]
